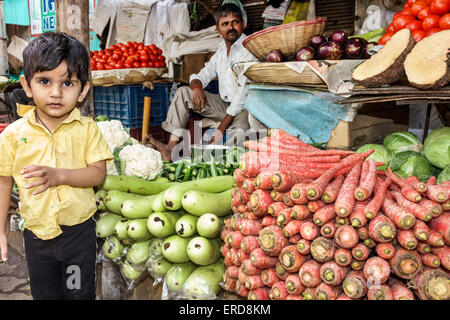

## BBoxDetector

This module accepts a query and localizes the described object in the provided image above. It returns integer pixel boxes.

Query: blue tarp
[245,84,349,144]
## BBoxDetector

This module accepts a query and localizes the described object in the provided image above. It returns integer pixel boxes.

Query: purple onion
[329,30,348,47]
[363,42,378,59]
[296,46,316,61]
[266,49,286,62]
[344,38,366,59]
[309,34,326,50]
[317,41,343,60]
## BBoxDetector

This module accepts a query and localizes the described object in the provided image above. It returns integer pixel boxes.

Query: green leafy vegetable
[389,151,434,182]
[383,131,423,154]
[422,127,450,169]
[437,165,450,184]
[356,144,392,170]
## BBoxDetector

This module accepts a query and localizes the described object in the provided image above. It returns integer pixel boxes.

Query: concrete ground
[0,246,32,300]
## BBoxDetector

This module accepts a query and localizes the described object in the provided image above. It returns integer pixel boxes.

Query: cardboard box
[173,52,215,83]
[0,39,8,76]
[327,103,409,150]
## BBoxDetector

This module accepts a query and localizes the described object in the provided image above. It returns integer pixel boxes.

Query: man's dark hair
[215,3,243,23]
[22,32,90,87]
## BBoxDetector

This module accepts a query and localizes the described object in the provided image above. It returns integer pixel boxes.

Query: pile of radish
[221,129,449,300]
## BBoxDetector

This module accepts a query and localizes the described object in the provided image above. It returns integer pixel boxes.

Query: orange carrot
[311,237,335,263]
[290,204,311,220]
[421,253,440,268]
[390,190,433,222]
[350,202,369,228]
[308,200,326,213]
[367,284,394,300]
[358,227,369,240]
[320,221,337,239]
[267,202,288,217]
[427,184,448,203]
[282,193,295,206]
[250,248,278,269]
[223,277,237,292]
[413,220,430,241]
[279,245,307,273]
[242,178,256,194]
[315,282,342,300]
[334,225,359,249]
[364,177,392,219]
[299,221,319,240]
[431,247,449,271]
[386,167,422,203]
[249,189,273,217]
[261,215,277,227]
[390,248,422,280]
[296,239,311,255]
[270,281,289,300]
[426,230,445,247]
[271,170,310,192]
[254,171,275,190]
[275,262,289,280]
[276,208,293,227]
[234,168,246,184]
[335,161,363,217]
[342,271,367,299]
[382,196,416,230]
[313,204,335,226]
[261,268,278,287]
[290,183,309,205]
[368,214,397,243]
[321,175,345,204]
[302,287,316,300]
[289,234,302,244]
[352,243,371,261]
[225,266,240,280]
[239,219,262,236]
[282,220,305,238]
[363,256,391,284]
[334,248,353,267]
[416,242,431,254]
[243,210,259,220]
[258,225,288,257]
[350,260,366,271]
[245,274,265,289]
[237,249,249,262]
[270,190,285,202]
[320,261,350,286]
[388,278,415,300]
[228,248,241,266]
[285,274,305,296]
[419,199,443,218]
[354,159,377,201]
[299,259,322,288]
[248,287,270,300]
[376,243,395,259]
[428,212,450,244]
[404,176,427,194]
[240,259,261,276]
[235,280,249,297]
[227,231,245,249]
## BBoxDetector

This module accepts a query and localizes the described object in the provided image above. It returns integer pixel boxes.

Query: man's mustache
[227,29,237,35]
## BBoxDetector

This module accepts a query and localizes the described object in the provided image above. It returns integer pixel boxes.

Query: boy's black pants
[23,217,97,300]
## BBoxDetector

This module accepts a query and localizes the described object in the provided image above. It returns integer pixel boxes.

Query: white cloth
[189,34,258,117]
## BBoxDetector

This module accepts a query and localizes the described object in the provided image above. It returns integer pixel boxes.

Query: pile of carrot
[222,129,450,300]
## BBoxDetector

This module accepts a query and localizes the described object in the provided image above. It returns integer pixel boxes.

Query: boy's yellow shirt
[0,104,113,240]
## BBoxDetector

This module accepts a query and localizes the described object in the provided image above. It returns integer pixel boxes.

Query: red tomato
[139,53,149,62]
[393,14,416,31]
[148,61,155,68]
[99,50,105,55]
[157,48,163,55]
[406,0,418,6]
[149,44,156,50]
[105,65,114,70]
[126,41,133,47]
[386,23,395,33]
[378,33,393,45]
[138,43,144,50]
[426,27,442,35]
[158,55,165,61]
[124,63,132,69]
[133,61,142,68]
[154,61,161,68]
[424,0,433,4]
[96,63,105,70]
[108,61,116,68]
[418,7,432,20]
[395,8,415,18]
[430,0,449,16]
[422,14,441,30]
[412,29,427,41]
[439,13,450,28]
[97,58,106,64]
[115,62,124,69]
[112,53,121,60]
[161,61,167,68]
[411,1,428,15]
[141,61,149,68]
[406,19,423,31]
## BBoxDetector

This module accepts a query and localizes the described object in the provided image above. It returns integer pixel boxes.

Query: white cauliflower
[97,120,132,152]
[106,160,119,175]
[118,144,163,180]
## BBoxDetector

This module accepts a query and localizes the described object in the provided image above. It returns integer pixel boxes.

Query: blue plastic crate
[93,84,169,128]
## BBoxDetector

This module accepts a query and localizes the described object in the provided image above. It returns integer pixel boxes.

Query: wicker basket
[244,62,325,85]
[243,17,326,61]
[92,68,167,86]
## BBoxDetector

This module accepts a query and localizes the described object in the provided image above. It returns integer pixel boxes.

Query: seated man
[147,3,257,161]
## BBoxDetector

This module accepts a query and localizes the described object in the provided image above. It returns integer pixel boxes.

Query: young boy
[0,32,113,300]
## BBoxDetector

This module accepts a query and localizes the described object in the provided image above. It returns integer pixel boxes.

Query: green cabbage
[389,151,434,182]
[422,127,450,169]
[383,131,423,154]
[437,165,450,184]
[356,144,392,170]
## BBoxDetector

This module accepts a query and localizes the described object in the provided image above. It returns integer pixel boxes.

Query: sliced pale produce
[404,30,450,90]
[352,29,415,88]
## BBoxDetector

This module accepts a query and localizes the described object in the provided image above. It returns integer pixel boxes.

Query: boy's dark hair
[22,32,90,87]
[215,3,243,23]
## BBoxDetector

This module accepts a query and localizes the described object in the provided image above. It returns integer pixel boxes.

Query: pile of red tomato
[90,42,167,71]
[0,123,9,134]
[378,0,449,45]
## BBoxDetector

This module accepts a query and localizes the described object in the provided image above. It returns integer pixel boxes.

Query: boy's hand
[21,165,61,195]
[0,232,7,262]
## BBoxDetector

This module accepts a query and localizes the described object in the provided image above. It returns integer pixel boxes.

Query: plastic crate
[93,84,169,128]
